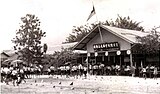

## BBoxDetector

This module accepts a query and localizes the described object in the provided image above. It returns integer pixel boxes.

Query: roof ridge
[103,25,144,32]
[101,25,148,43]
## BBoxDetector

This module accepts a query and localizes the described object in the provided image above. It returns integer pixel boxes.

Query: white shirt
[84,67,87,71]
[20,69,24,73]
[12,70,17,75]
[50,66,55,70]
[3,67,10,74]
[142,68,146,72]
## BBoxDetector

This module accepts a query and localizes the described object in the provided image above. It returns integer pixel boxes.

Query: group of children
[141,65,158,79]
[56,64,87,79]
[1,65,26,86]
[1,63,159,86]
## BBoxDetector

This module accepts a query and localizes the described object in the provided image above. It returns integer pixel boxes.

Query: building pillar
[159,50,160,67]
[130,53,133,66]
[102,55,104,62]
[95,56,97,64]
[95,52,98,64]
[114,56,115,64]
[87,53,90,75]
[82,55,83,64]
[108,56,110,65]
[105,51,109,65]
[120,55,121,66]
[127,49,132,67]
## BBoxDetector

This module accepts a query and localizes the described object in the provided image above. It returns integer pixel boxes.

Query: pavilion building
[73,25,160,68]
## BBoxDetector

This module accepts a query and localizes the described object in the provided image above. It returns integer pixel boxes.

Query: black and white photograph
[0,0,160,94]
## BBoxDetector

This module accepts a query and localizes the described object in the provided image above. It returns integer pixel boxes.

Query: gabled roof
[1,52,10,58]
[73,25,149,50]
[1,50,19,61]
[1,50,16,57]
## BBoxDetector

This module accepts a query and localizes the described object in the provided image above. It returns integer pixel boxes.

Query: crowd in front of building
[1,60,159,86]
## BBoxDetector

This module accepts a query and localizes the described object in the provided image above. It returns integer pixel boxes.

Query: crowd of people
[48,64,159,80]
[1,62,159,86]
[54,64,159,80]
[1,65,26,86]
[1,64,43,86]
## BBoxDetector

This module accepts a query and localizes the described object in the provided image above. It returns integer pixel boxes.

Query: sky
[0,0,160,52]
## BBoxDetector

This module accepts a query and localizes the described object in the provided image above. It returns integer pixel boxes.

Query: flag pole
[91,1,104,43]
[86,1,104,77]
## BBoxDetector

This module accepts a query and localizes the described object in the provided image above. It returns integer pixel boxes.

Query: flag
[87,6,96,21]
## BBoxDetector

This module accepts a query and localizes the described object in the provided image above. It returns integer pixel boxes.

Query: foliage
[43,43,48,54]
[103,15,144,31]
[66,15,144,43]
[12,14,46,64]
[51,48,79,67]
[65,24,94,42]
[136,26,160,54]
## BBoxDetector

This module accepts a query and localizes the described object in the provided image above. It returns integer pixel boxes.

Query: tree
[135,26,160,69]
[12,14,46,65]
[137,26,160,54]
[52,47,79,67]
[65,25,94,42]
[103,15,144,31]
[43,43,48,54]
[66,15,144,43]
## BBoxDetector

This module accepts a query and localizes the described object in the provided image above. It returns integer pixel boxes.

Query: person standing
[83,67,87,79]
[130,66,136,77]
[47,67,51,75]
[11,67,18,86]
[153,66,158,80]
[50,65,55,76]
[18,68,26,84]
[1,66,5,83]
[142,67,147,79]
[3,66,11,85]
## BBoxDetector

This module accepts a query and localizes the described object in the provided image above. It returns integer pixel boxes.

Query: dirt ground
[1,75,160,94]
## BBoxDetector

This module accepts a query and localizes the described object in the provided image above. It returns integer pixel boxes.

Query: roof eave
[73,25,99,50]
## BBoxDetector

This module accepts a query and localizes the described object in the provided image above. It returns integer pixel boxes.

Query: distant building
[1,50,19,63]
[1,52,10,62]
